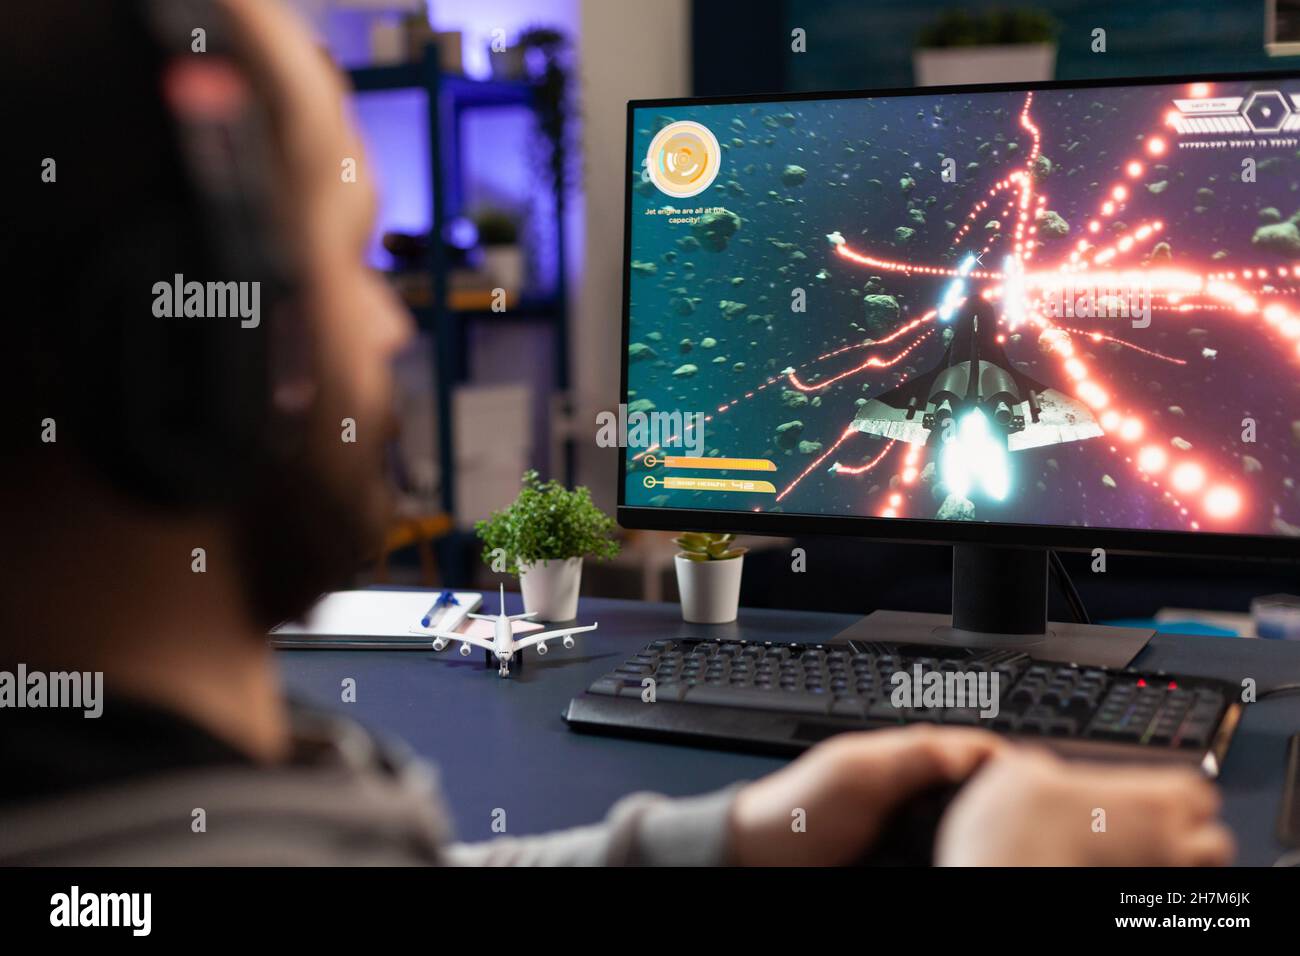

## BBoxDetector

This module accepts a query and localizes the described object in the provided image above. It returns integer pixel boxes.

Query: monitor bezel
[618,68,1300,561]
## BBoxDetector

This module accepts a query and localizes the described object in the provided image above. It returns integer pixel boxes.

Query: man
[0,0,1233,866]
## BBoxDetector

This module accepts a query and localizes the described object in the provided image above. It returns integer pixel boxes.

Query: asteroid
[936,494,975,521]
[1253,220,1300,256]
[862,294,901,336]
[775,421,805,449]
[1036,209,1069,238]
[692,208,741,252]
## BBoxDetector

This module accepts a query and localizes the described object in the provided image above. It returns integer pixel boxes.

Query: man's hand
[935,747,1235,866]
[728,725,1004,866]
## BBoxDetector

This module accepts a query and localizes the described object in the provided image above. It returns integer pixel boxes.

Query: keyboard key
[587,678,623,696]
[831,697,868,718]
[683,685,832,715]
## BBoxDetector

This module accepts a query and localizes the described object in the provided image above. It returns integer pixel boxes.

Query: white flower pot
[675,554,744,624]
[518,557,583,621]
[913,43,1056,87]
[481,244,525,292]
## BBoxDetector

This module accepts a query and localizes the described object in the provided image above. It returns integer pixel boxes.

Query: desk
[276,595,1300,865]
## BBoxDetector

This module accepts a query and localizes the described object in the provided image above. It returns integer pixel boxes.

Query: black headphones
[65,0,309,508]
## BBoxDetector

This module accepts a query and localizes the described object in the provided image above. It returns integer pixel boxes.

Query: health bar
[661,455,776,471]
[660,476,776,494]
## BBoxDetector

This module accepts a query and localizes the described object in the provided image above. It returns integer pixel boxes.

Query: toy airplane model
[429,585,597,677]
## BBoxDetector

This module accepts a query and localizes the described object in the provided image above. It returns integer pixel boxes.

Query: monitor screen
[620,76,1300,546]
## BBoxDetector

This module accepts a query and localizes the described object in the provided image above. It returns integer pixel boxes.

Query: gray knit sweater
[0,707,740,866]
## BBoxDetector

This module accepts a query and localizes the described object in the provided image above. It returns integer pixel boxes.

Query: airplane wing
[430,630,495,652]
[1007,388,1103,452]
[511,623,598,652]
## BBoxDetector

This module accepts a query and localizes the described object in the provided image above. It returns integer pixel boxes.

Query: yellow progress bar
[646,455,776,471]
[643,476,776,494]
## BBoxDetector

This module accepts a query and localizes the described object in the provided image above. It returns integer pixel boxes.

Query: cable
[1048,550,1090,625]
[1258,683,1300,701]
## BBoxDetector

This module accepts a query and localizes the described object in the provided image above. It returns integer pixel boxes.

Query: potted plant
[673,533,747,624]
[913,8,1057,87]
[476,470,619,621]
[472,207,524,292]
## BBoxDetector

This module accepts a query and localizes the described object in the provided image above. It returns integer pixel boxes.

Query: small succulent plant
[674,532,747,562]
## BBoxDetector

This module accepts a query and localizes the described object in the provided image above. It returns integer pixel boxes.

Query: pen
[420,591,459,628]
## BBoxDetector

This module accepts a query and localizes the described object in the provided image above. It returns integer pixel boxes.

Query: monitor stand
[831,544,1153,670]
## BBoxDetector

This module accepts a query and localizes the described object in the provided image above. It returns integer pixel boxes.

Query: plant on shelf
[471,206,524,290]
[913,8,1058,87]
[476,470,619,620]
[917,8,1057,48]
[673,532,747,625]
[517,25,576,196]
[472,207,520,247]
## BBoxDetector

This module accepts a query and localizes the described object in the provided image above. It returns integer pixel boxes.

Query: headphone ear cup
[69,217,273,508]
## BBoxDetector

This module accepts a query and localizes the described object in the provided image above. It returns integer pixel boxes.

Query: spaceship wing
[1007,388,1104,452]
[848,375,937,446]
[849,400,932,445]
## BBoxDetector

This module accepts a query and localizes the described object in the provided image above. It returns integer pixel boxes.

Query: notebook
[270,590,484,649]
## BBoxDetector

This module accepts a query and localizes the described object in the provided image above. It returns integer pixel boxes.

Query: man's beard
[232,407,396,629]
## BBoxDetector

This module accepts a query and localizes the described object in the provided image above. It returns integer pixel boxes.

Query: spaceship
[850,299,1102,498]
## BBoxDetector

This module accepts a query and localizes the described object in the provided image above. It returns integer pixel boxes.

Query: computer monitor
[618,71,1300,666]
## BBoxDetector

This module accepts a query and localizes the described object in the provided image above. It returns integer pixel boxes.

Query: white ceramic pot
[675,554,744,624]
[913,43,1056,87]
[518,557,583,621]
[482,244,525,291]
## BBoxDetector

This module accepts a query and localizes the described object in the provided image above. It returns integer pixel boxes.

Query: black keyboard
[563,638,1242,773]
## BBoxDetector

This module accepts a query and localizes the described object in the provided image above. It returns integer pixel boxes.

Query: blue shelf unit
[348,46,572,519]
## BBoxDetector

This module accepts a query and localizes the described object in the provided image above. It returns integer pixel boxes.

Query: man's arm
[443,786,743,866]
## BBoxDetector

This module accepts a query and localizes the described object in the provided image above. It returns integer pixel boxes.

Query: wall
[783,0,1297,91]
[574,0,693,511]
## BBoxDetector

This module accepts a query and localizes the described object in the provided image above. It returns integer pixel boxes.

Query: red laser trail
[1055,326,1188,365]
[833,439,897,475]
[817,87,1264,528]
[786,329,934,391]
[776,427,858,501]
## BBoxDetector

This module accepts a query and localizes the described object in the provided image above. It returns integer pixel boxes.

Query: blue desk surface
[276,595,1300,865]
